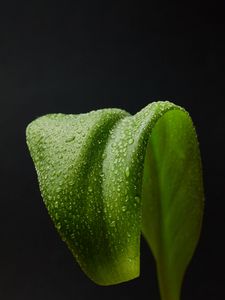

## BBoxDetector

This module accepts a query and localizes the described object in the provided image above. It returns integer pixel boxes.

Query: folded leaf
[26,101,204,300]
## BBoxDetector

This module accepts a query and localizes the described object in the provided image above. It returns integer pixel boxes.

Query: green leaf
[26,101,204,300]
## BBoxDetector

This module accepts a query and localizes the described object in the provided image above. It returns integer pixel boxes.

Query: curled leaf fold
[26,101,204,300]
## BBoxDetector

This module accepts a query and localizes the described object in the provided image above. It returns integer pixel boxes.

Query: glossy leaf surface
[26,101,204,300]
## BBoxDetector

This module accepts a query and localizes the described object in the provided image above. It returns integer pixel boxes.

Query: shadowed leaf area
[26,101,204,300]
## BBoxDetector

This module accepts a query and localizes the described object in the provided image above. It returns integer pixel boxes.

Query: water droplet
[125,166,130,177]
[128,138,134,145]
[135,196,140,203]
[65,136,75,142]
[110,221,116,227]
[122,206,126,212]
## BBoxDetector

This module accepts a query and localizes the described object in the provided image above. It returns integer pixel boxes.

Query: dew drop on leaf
[128,138,134,145]
[125,166,130,177]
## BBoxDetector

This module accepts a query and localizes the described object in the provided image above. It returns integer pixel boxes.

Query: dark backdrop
[1,1,225,299]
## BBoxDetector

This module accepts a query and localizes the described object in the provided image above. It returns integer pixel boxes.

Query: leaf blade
[141,108,204,300]
[26,101,204,298]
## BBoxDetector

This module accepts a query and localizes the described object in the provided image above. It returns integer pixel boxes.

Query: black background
[1,0,225,299]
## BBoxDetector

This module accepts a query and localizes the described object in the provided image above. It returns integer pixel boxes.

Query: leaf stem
[157,262,180,300]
